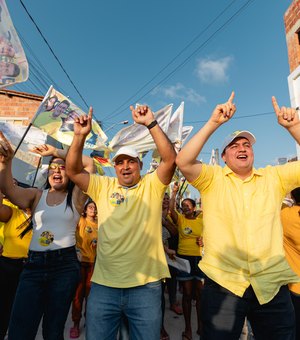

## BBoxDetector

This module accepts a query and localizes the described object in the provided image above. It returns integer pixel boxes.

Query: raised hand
[130,105,155,126]
[74,106,93,137]
[209,91,236,126]
[32,144,56,157]
[272,96,299,129]
[0,131,14,163]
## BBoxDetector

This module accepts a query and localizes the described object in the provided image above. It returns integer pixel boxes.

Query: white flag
[109,104,173,154]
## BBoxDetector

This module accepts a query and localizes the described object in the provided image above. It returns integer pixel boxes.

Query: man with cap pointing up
[176,92,300,340]
[66,105,176,340]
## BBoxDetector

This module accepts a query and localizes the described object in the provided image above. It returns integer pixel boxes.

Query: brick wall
[285,0,300,73]
[0,89,43,125]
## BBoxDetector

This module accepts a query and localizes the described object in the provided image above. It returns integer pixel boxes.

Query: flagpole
[13,123,32,155]
[31,156,42,187]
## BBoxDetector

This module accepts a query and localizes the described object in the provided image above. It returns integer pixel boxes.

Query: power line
[101,0,239,121]
[101,0,255,122]
[19,0,90,109]
[185,111,274,124]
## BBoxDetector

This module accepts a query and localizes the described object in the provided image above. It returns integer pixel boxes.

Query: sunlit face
[222,137,254,179]
[114,155,141,187]
[86,202,97,218]
[181,199,195,217]
[48,158,69,191]
[0,61,16,76]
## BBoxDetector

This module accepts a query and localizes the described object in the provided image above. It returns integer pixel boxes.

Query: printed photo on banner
[0,0,28,88]
[31,86,108,150]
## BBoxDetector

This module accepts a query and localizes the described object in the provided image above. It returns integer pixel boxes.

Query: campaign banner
[0,0,29,88]
[31,86,108,150]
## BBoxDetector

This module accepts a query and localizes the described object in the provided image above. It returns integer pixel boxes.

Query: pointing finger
[227,91,235,104]
[88,107,93,119]
[272,96,280,115]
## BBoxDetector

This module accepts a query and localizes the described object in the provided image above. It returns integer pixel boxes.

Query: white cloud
[195,56,233,83]
[153,83,206,105]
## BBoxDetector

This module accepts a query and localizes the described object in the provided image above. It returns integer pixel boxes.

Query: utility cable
[101,0,254,122]
[19,0,90,109]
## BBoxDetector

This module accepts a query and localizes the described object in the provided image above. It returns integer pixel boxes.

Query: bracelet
[146,120,158,130]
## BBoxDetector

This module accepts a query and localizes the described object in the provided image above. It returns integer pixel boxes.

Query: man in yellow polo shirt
[66,105,176,340]
[176,92,300,340]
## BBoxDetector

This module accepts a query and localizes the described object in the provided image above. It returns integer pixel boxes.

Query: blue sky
[7,0,297,193]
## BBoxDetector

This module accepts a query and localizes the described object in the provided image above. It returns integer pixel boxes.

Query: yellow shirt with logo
[76,216,98,263]
[177,212,203,256]
[0,199,32,258]
[281,204,300,294]
[87,171,170,288]
[191,162,300,304]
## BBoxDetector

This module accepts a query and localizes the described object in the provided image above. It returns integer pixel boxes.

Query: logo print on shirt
[39,231,54,247]
[183,227,192,235]
[109,192,125,206]
[85,226,93,233]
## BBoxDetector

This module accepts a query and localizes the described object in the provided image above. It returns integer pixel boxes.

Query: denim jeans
[86,280,162,340]
[8,246,80,340]
[201,278,295,340]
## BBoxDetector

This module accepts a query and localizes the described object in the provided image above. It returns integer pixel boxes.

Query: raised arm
[272,96,300,144]
[0,132,38,210]
[130,105,176,185]
[66,107,94,192]
[176,92,236,182]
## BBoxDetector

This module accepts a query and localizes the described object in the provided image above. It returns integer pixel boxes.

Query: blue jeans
[201,278,295,340]
[86,281,162,340]
[8,246,80,340]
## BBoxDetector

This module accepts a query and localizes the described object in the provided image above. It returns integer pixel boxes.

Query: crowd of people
[0,94,299,340]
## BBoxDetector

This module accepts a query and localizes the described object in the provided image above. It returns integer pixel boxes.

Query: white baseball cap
[112,146,139,162]
[221,130,256,154]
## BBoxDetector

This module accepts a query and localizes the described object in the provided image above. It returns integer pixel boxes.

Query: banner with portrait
[0,0,29,88]
[31,86,108,150]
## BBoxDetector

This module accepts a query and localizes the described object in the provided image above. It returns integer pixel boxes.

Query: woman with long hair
[0,135,95,340]
[70,200,98,338]
[169,182,204,340]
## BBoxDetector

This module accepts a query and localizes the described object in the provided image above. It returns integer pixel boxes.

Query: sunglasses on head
[48,163,66,171]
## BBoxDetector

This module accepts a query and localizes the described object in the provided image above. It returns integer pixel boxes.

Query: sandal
[70,326,80,339]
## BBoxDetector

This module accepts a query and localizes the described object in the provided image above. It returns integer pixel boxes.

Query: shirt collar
[223,165,263,178]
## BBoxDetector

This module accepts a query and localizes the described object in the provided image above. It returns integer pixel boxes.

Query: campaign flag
[181,126,193,145]
[167,102,184,144]
[0,121,46,167]
[0,0,29,88]
[31,86,108,150]
[110,104,173,154]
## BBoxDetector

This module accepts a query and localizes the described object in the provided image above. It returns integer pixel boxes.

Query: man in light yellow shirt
[176,92,300,340]
[66,105,176,340]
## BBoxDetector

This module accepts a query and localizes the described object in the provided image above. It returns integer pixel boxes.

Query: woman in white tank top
[0,138,95,340]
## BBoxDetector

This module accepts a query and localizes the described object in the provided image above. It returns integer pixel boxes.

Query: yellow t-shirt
[177,212,203,256]
[76,216,98,263]
[191,162,300,304]
[281,204,300,294]
[87,171,170,288]
[1,199,32,258]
